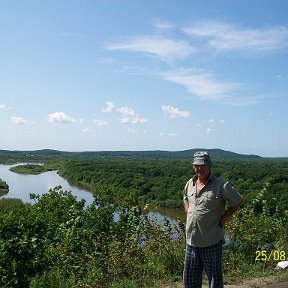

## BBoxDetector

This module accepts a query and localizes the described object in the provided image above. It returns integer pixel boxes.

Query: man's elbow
[233,198,244,210]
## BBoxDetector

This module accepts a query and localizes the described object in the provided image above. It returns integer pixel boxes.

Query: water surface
[0,164,184,223]
[0,164,94,205]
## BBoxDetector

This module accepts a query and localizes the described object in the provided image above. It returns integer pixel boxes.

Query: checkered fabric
[183,241,224,288]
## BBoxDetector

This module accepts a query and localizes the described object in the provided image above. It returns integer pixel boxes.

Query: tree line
[0,156,287,287]
[58,157,288,214]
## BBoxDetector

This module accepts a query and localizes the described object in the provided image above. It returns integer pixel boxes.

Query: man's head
[193,151,212,180]
[192,151,212,167]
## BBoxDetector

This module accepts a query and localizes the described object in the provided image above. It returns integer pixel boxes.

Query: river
[0,164,185,221]
[0,164,95,205]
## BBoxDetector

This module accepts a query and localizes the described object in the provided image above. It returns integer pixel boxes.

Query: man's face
[194,164,211,179]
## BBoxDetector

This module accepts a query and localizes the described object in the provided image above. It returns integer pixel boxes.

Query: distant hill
[0,148,261,160]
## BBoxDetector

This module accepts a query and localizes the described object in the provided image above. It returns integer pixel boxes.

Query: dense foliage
[0,178,9,196]
[0,187,185,288]
[58,158,288,213]
[0,157,287,287]
[0,185,287,288]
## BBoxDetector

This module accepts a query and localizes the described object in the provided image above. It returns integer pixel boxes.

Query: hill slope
[0,148,261,160]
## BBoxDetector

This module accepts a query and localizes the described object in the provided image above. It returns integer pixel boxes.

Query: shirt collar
[192,173,213,185]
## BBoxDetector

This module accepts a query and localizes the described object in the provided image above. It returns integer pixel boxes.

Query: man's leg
[200,241,224,288]
[183,244,203,288]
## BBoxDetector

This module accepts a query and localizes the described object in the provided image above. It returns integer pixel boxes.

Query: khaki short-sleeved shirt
[183,174,243,247]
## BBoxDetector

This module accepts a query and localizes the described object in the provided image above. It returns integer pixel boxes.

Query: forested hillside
[1,185,287,288]
[0,148,261,162]
[58,157,288,213]
[0,155,287,287]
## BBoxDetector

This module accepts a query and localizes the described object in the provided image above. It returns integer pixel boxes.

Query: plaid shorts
[183,241,224,288]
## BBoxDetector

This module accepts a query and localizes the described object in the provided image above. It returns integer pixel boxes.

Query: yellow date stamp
[255,250,288,262]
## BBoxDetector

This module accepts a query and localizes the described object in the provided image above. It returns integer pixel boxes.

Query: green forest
[0,153,287,287]
[0,178,8,196]
[57,157,288,213]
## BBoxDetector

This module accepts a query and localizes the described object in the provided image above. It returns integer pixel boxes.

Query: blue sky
[0,0,288,157]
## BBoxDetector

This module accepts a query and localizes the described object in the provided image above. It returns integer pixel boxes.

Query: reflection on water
[0,164,183,222]
[0,164,94,205]
[157,206,186,221]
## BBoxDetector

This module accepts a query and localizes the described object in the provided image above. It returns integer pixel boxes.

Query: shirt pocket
[187,189,194,197]
[202,192,220,210]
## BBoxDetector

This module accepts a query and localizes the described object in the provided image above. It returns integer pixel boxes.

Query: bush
[1,181,287,287]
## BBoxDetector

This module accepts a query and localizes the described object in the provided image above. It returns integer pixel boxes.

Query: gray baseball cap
[193,151,212,166]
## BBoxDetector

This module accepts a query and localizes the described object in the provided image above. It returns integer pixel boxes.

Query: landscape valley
[0,148,287,288]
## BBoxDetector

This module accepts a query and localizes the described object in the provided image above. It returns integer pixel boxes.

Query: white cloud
[97,57,115,64]
[162,105,190,118]
[127,128,136,134]
[184,21,288,52]
[58,32,84,38]
[132,117,147,124]
[106,35,196,63]
[0,104,7,109]
[206,119,225,124]
[161,69,240,101]
[160,132,177,137]
[99,102,147,125]
[82,128,93,133]
[102,101,115,113]
[206,128,212,135]
[116,106,147,124]
[152,20,175,31]
[11,116,26,125]
[120,116,147,124]
[94,119,109,126]
[117,106,136,117]
[47,112,76,123]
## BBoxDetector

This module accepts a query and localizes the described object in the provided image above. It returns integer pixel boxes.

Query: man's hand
[220,200,243,228]
[183,200,189,215]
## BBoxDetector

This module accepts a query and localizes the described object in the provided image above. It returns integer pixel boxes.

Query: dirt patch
[223,275,288,288]
[159,274,288,288]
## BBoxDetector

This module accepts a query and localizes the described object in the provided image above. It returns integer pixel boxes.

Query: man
[183,151,243,288]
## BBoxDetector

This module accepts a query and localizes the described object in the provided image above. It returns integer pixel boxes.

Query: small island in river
[9,164,50,175]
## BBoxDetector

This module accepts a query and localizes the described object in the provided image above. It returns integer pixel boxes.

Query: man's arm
[219,199,243,228]
[183,199,189,215]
